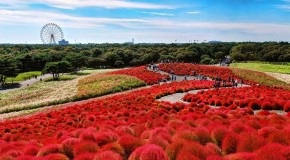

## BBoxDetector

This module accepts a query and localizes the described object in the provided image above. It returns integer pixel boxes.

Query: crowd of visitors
[148,64,244,88]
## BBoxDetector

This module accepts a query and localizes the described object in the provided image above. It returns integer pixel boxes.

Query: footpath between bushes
[151,68,287,115]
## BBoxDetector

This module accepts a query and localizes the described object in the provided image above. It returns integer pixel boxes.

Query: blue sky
[1,0,290,44]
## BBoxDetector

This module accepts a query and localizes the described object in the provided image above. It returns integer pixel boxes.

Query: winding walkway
[0,74,52,93]
[153,68,287,115]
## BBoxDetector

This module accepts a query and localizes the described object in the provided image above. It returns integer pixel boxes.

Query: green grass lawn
[7,71,42,82]
[230,62,290,74]
[0,69,141,115]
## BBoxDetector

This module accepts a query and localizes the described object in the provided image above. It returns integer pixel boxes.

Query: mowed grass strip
[76,74,146,99]
[231,68,290,90]
[231,62,290,74]
[0,70,144,114]
[7,71,42,82]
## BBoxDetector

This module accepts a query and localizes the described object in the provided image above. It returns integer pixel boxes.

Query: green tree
[87,57,106,68]
[0,55,18,87]
[43,61,72,80]
[114,60,125,67]
[91,48,103,57]
[63,53,87,72]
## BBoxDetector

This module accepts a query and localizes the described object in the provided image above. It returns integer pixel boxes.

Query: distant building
[58,39,69,45]
[208,40,222,44]
[124,38,134,45]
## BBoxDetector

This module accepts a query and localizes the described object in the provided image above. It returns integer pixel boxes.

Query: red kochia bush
[42,153,69,160]
[194,127,212,145]
[166,139,185,160]
[175,141,216,160]
[119,134,143,158]
[101,142,125,157]
[37,144,60,157]
[128,144,169,160]
[73,141,99,156]
[94,131,119,146]
[74,153,95,160]
[94,151,123,160]
[261,101,272,110]
[222,132,240,155]
[237,132,266,152]
[211,126,228,147]
[60,138,79,159]
[255,143,290,160]
[225,152,258,160]
[284,101,290,112]
[248,100,261,110]
[23,144,40,156]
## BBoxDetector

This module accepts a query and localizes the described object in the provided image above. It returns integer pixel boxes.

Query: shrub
[37,144,60,157]
[176,141,214,160]
[225,152,258,160]
[258,126,278,138]
[237,132,266,152]
[284,101,290,112]
[194,128,212,145]
[261,101,272,110]
[205,143,222,155]
[42,153,69,160]
[119,134,143,158]
[128,144,169,160]
[215,99,222,106]
[149,135,169,149]
[248,100,260,110]
[222,132,240,155]
[271,100,283,110]
[23,145,39,156]
[101,142,125,157]
[205,155,223,160]
[73,141,99,155]
[166,139,185,160]
[94,131,119,146]
[79,129,97,142]
[176,130,197,142]
[60,138,79,159]
[94,151,123,160]
[255,143,289,160]
[74,153,95,160]
[268,130,290,145]
[230,122,247,134]
[18,155,37,160]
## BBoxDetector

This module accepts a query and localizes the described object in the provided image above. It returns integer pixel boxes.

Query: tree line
[0,42,289,87]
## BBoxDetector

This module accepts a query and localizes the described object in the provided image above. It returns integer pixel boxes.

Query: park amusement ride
[40,23,68,45]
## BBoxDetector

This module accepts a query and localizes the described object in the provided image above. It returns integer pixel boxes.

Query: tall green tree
[43,61,72,80]
[63,53,87,72]
[0,55,18,87]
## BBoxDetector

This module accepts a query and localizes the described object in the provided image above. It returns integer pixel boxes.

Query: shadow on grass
[0,83,21,90]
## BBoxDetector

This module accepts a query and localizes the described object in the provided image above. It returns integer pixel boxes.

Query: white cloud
[0,9,149,28]
[1,8,290,43]
[276,5,290,11]
[0,0,174,9]
[187,11,201,14]
[142,12,175,16]
[275,0,290,11]
[1,9,290,36]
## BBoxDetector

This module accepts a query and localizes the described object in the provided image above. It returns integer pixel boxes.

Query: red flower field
[159,63,290,89]
[183,86,290,111]
[0,65,289,160]
[111,66,170,85]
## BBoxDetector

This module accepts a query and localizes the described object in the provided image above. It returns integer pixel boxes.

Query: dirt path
[265,72,290,84]
[0,74,53,93]
[154,68,287,115]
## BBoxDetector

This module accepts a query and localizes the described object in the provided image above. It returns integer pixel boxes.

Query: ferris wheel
[40,23,64,44]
